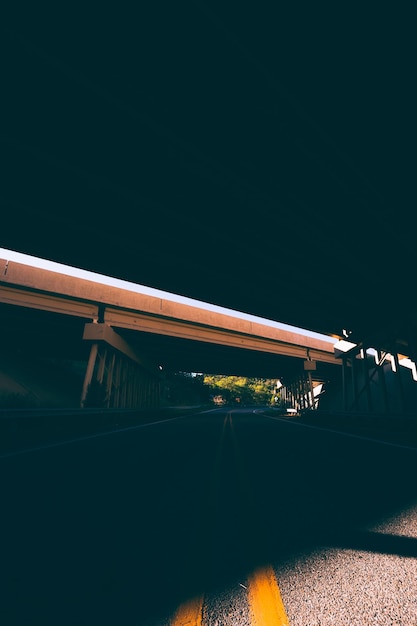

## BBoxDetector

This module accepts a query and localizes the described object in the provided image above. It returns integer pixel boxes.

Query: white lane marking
[264,414,417,452]
[0,413,197,460]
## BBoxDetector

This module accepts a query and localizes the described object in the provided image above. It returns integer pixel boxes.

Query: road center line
[228,414,290,625]
[247,565,290,626]
[170,594,204,626]
[168,413,229,625]
[170,412,291,626]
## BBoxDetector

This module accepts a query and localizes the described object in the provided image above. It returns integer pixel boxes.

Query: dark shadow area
[2,410,417,626]
[159,415,417,620]
[3,2,417,348]
[337,530,417,558]
[0,406,208,456]
[141,413,417,624]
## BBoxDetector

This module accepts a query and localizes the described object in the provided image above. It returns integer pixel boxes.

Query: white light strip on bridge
[333,339,357,352]
[334,340,417,380]
[399,357,417,381]
[1,248,337,344]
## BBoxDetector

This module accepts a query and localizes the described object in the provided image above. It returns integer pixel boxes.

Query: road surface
[2,407,417,625]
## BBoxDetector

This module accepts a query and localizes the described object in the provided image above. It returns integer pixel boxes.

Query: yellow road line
[171,413,290,626]
[229,414,290,625]
[248,565,290,626]
[169,415,228,626]
[170,595,204,626]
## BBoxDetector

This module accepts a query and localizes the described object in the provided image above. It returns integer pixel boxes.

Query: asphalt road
[2,407,417,625]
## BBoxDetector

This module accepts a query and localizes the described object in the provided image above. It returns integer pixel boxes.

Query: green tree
[203,375,277,405]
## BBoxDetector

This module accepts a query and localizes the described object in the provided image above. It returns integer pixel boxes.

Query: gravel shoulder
[276,500,417,625]
[268,410,417,625]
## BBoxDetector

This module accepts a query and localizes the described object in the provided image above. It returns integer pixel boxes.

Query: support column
[342,356,348,411]
[308,372,314,409]
[96,347,107,385]
[137,370,144,408]
[362,348,373,413]
[351,354,359,411]
[300,375,307,410]
[106,353,116,408]
[297,377,303,410]
[132,369,139,408]
[290,384,294,411]
[377,351,390,413]
[125,362,132,408]
[298,377,304,410]
[120,361,128,408]
[113,355,122,408]
[80,343,98,407]
[152,379,159,408]
[393,352,406,413]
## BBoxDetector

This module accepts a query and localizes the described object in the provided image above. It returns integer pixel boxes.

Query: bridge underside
[0,297,342,410]
[1,299,416,415]
[0,300,329,380]
[2,3,417,364]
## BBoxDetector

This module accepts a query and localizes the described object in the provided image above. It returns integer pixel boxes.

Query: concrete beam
[103,308,339,365]
[0,284,98,319]
[1,259,338,362]
[82,323,162,378]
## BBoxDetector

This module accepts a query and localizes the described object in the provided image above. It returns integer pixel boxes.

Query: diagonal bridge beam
[0,257,340,366]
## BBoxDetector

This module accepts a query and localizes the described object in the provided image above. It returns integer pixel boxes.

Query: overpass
[0,254,340,408]
[3,5,416,354]
[1,253,417,414]
[2,5,417,413]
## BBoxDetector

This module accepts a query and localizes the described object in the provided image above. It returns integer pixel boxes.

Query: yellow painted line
[248,565,290,626]
[170,595,204,626]
[169,413,228,626]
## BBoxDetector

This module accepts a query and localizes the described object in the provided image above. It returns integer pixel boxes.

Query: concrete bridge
[2,4,417,417]
[1,255,417,413]
[0,255,338,409]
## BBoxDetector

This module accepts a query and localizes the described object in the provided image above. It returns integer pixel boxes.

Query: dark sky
[2,3,416,341]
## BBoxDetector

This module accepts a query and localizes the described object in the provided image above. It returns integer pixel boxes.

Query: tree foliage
[203,375,277,405]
